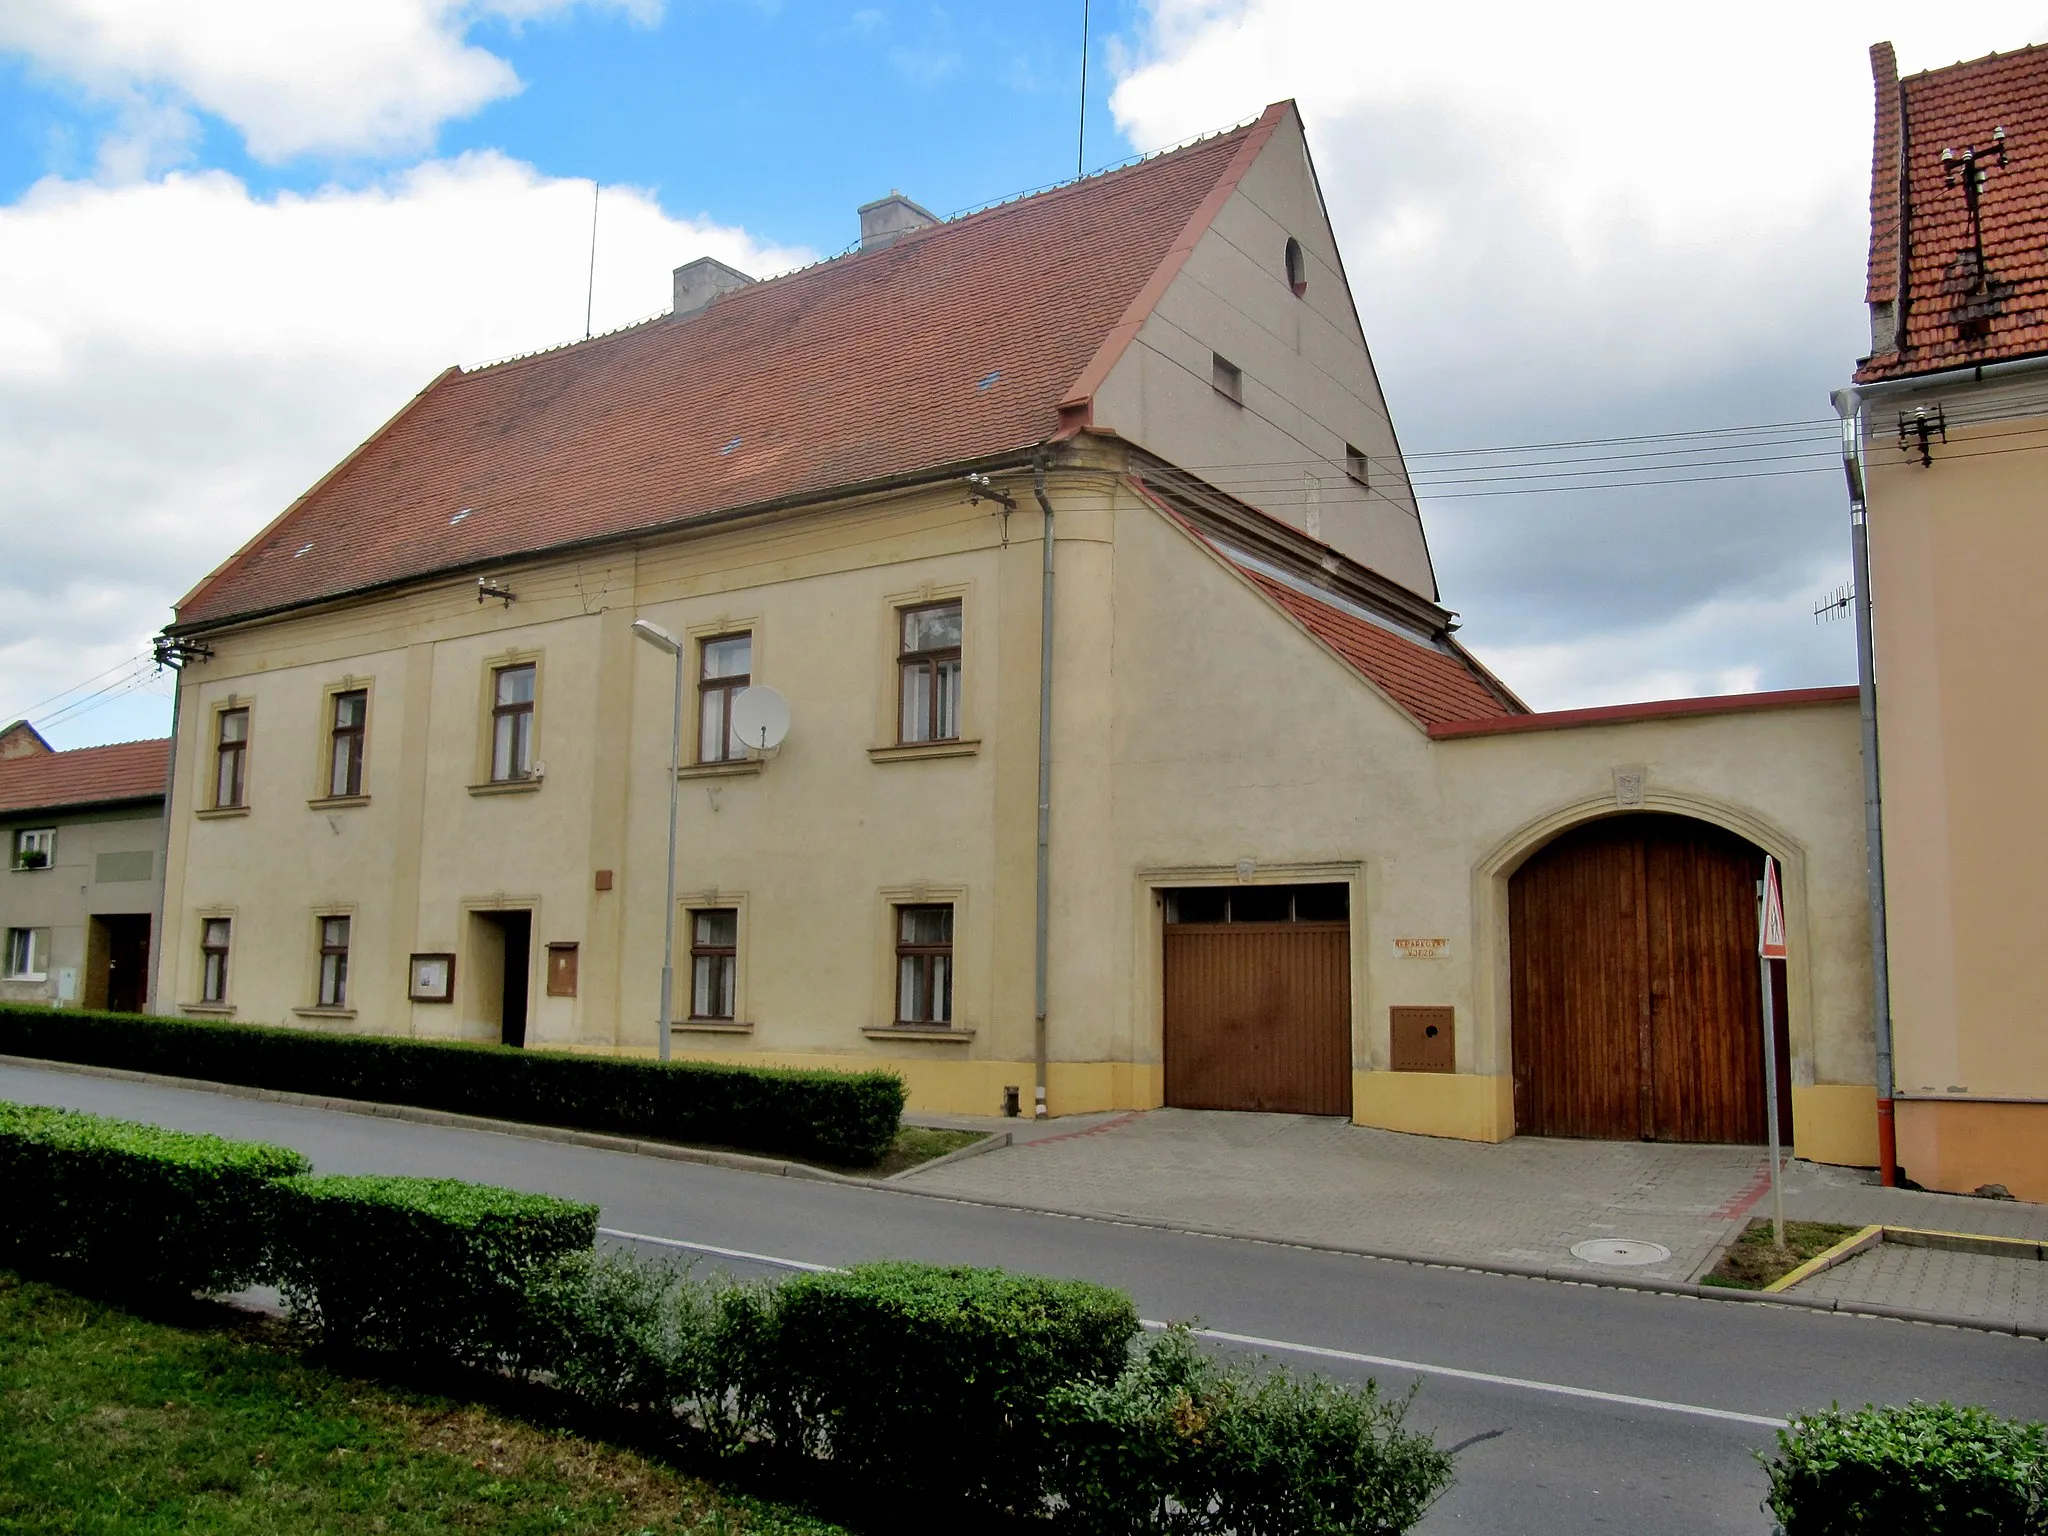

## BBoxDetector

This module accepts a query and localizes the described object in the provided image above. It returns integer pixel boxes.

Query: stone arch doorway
[1509,812,1792,1143]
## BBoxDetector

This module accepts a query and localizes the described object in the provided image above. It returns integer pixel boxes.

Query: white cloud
[0,0,659,163]
[1112,2,2048,709]
[0,154,811,738]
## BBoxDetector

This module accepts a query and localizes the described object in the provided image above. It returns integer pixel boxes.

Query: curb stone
[2,1052,2041,1340]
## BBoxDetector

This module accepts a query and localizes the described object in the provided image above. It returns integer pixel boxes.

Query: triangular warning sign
[1760,856,1788,960]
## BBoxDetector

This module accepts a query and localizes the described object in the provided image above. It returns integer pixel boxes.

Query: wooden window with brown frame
[200,918,231,1003]
[697,634,752,763]
[490,664,535,781]
[689,909,737,1019]
[214,707,249,808]
[316,915,350,1008]
[328,689,367,797]
[897,601,962,744]
[894,904,953,1025]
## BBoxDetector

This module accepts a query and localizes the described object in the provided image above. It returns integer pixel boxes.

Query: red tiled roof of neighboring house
[1857,42,2048,382]
[1426,686,1858,740]
[176,105,1295,629]
[0,738,169,816]
[1243,573,1513,728]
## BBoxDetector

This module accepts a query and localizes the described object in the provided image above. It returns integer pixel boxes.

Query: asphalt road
[5,1063,2043,1534]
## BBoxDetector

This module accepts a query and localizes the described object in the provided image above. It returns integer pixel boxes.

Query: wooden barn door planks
[1511,814,1774,1143]
[1510,818,1648,1139]
[1163,923,1351,1116]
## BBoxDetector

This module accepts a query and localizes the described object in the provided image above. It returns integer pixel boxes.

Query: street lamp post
[633,617,685,1063]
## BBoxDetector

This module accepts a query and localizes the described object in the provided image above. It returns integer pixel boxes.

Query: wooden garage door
[1164,906,1351,1117]
[1511,814,1780,1143]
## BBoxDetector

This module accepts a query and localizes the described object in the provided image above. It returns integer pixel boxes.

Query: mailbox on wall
[1390,1006,1454,1073]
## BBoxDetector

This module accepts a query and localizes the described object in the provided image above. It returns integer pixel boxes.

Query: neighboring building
[153,103,1877,1163]
[0,720,169,1012]
[1848,42,2048,1198]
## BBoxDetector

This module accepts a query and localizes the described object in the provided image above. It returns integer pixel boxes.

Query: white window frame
[316,914,351,1008]
[5,927,48,981]
[200,917,232,1003]
[12,828,55,871]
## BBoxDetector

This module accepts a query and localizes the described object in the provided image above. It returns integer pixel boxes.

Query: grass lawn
[0,1272,844,1536]
[857,1126,985,1179]
[1700,1219,1864,1290]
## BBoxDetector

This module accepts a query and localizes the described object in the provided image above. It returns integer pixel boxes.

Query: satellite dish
[730,686,790,753]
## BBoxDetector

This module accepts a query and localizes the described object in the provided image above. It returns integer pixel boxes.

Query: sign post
[1759,856,1789,1247]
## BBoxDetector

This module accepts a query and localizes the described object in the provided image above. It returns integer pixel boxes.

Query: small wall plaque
[409,952,455,1003]
[1613,765,1647,808]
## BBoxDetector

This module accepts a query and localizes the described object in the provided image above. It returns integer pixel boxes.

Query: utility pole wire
[1077,0,1090,178]
[584,180,600,340]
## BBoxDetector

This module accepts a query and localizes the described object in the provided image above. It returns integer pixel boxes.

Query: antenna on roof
[584,180,600,340]
[1076,0,1090,178]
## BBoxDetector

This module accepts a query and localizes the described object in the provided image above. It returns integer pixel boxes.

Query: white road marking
[1158,1324,1788,1429]
[597,1226,1788,1430]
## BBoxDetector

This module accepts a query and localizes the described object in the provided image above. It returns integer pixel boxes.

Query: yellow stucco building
[152,103,1880,1163]
[1843,43,2048,1199]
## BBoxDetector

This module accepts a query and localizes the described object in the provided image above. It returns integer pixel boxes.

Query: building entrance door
[469,910,532,1047]
[1509,813,1792,1143]
[87,913,151,1013]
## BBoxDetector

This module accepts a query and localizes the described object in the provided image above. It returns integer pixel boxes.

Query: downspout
[147,662,182,1015]
[1830,386,1896,1185]
[1031,451,1057,1119]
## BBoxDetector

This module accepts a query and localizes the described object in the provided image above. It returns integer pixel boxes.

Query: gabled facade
[0,722,168,1013]
[155,106,1878,1159]
[1847,42,2048,1198]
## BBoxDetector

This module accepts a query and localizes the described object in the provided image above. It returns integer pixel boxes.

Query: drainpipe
[1830,386,1895,1185]
[1030,452,1057,1119]
[146,660,182,1016]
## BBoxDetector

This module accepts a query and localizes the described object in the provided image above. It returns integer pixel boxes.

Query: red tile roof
[1857,42,2048,382]
[1243,572,1513,728]
[176,106,1293,628]
[0,738,169,816]
[1426,686,1858,740]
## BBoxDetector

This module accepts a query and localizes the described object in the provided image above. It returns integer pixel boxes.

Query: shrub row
[1762,1401,2047,1535]
[513,1251,1457,1532]
[0,1003,906,1165]
[0,1100,308,1297]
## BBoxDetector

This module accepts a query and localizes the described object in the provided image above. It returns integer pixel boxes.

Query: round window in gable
[1284,236,1307,296]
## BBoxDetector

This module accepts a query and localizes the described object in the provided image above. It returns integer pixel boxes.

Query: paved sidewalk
[899,1108,2048,1327]
[1793,1245,2048,1333]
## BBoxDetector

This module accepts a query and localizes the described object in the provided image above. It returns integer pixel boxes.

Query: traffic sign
[1760,856,1787,960]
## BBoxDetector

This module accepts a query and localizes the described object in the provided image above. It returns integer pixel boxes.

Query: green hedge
[1047,1325,1455,1534]
[273,1174,597,1361]
[758,1261,1140,1513]
[0,1004,905,1165]
[1761,1401,2047,1534]
[0,1099,308,1298]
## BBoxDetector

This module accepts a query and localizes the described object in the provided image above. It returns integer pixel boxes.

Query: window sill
[862,1024,976,1042]
[868,738,981,764]
[676,759,763,781]
[4,975,48,985]
[9,866,51,874]
[307,794,370,810]
[195,806,250,820]
[293,1006,357,1020]
[467,778,542,797]
[673,1019,754,1034]
[180,1002,236,1015]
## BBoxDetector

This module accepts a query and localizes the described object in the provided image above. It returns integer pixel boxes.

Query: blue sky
[3,1,2045,750]
[1,3,1143,253]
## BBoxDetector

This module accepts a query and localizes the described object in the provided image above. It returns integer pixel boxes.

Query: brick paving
[901,1108,2048,1326]
[1795,1246,2048,1332]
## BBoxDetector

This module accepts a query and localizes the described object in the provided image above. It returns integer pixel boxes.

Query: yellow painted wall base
[661,1049,1161,1119]
[1791,1083,1879,1168]
[1897,1099,2048,1203]
[1353,1071,1514,1143]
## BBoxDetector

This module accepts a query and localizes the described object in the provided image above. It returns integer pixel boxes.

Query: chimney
[858,191,938,251]
[671,257,754,320]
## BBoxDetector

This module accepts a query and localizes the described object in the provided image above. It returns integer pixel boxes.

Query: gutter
[147,688,178,1015]
[1849,350,2048,401]
[1030,452,1057,1119]
[1829,385,1897,1186]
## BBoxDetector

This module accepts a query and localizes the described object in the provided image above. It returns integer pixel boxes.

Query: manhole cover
[1570,1238,1672,1267]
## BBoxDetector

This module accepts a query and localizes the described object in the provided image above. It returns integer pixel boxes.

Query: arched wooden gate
[1509,813,1790,1143]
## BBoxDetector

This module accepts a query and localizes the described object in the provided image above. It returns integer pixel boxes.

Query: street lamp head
[632,617,682,655]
